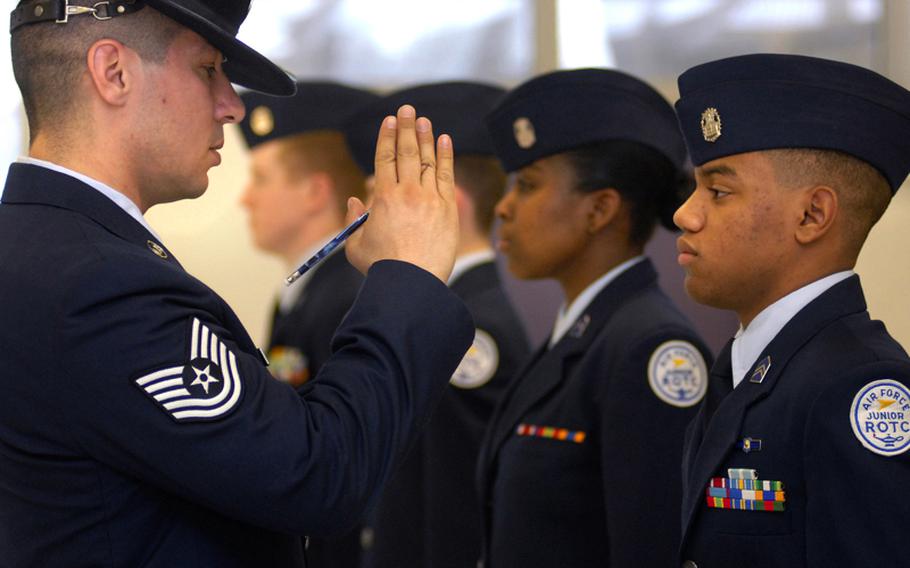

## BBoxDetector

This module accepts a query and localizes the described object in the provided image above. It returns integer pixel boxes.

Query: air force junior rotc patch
[134,318,244,422]
[850,379,910,456]
[450,328,499,389]
[647,340,707,408]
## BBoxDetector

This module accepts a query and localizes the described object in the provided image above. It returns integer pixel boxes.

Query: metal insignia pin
[147,240,168,259]
[701,107,722,142]
[513,117,536,149]
[569,314,591,339]
[749,355,771,384]
[739,437,763,453]
[250,105,275,137]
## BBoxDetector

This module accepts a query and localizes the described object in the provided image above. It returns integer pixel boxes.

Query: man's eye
[203,65,217,79]
[515,179,534,193]
[709,187,730,199]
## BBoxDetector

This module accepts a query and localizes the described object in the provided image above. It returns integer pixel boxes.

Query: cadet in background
[237,81,379,568]
[477,68,713,567]
[238,82,373,388]
[347,82,532,568]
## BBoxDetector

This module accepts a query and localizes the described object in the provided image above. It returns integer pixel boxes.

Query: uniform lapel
[681,338,733,500]
[2,163,184,269]
[680,276,869,545]
[478,260,659,486]
[449,261,498,299]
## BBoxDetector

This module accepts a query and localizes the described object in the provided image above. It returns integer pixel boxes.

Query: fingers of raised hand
[374,115,398,188]
[435,134,454,198]
[416,117,437,187]
[395,105,421,184]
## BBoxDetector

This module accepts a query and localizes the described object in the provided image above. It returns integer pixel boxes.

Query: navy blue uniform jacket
[267,249,363,386]
[363,261,531,567]
[680,275,910,567]
[0,163,474,568]
[476,259,713,567]
[267,250,365,568]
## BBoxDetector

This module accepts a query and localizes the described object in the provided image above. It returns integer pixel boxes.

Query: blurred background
[2,0,908,353]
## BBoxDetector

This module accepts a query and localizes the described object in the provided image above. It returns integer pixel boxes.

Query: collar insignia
[569,314,591,339]
[147,240,168,259]
[749,355,771,384]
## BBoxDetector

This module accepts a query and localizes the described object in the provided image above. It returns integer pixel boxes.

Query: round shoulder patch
[647,340,707,408]
[850,379,910,457]
[450,329,499,389]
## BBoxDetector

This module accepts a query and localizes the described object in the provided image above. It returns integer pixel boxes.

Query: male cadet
[673,53,910,567]
[238,82,376,568]
[346,82,532,567]
[238,82,375,388]
[0,1,473,567]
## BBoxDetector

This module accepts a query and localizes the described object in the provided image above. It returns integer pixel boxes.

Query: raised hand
[344,104,458,282]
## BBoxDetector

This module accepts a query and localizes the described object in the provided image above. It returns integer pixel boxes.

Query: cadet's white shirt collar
[731,270,854,388]
[17,156,163,241]
[278,232,340,314]
[448,248,496,286]
[549,255,646,348]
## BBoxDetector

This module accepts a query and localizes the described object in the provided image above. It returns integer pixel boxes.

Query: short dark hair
[276,131,367,213]
[562,140,691,247]
[455,155,506,234]
[766,148,892,251]
[11,5,181,138]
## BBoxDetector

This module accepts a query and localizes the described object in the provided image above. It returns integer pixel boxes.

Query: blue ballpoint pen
[285,210,370,286]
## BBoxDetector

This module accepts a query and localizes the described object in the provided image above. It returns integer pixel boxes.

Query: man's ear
[586,187,621,234]
[795,185,838,245]
[86,39,135,106]
[298,171,335,211]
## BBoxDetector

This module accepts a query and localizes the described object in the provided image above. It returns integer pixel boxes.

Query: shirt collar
[448,248,496,286]
[549,255,646,348]
[17,156,162,241]
[731,270,854,388]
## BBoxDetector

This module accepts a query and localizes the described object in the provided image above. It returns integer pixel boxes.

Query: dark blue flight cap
[10,0,296,96]
[676,53,910,193]
[343,81,506,175]
[484,68,687,174]
[239,81,379,149]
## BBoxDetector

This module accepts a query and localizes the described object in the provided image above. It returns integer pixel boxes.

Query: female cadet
[476,68,713,568]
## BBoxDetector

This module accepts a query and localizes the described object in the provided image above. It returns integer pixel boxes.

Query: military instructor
[0,1,473,566]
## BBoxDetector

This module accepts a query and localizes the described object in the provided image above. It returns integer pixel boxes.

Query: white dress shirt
[548,256,646,347]
[731,270,854,388]
[448,248,496,286]
[17,156,162,241]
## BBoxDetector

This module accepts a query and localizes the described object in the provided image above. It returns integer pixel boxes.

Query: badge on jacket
[850,378,910,456]
[705,469,786,512]
[450,328,499,389]
[134,317,243,422]
[647,340,707,407]
[267,346,310,387]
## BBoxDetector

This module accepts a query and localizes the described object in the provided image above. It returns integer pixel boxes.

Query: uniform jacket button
[682,561,698,568]
[360,526,374,550]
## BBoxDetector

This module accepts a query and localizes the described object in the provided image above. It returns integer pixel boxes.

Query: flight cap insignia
[701,107,722,142]
[250,105,275,137]
[513,117,536,149]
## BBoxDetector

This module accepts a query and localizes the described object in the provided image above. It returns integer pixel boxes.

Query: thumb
[346,196,366,224]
